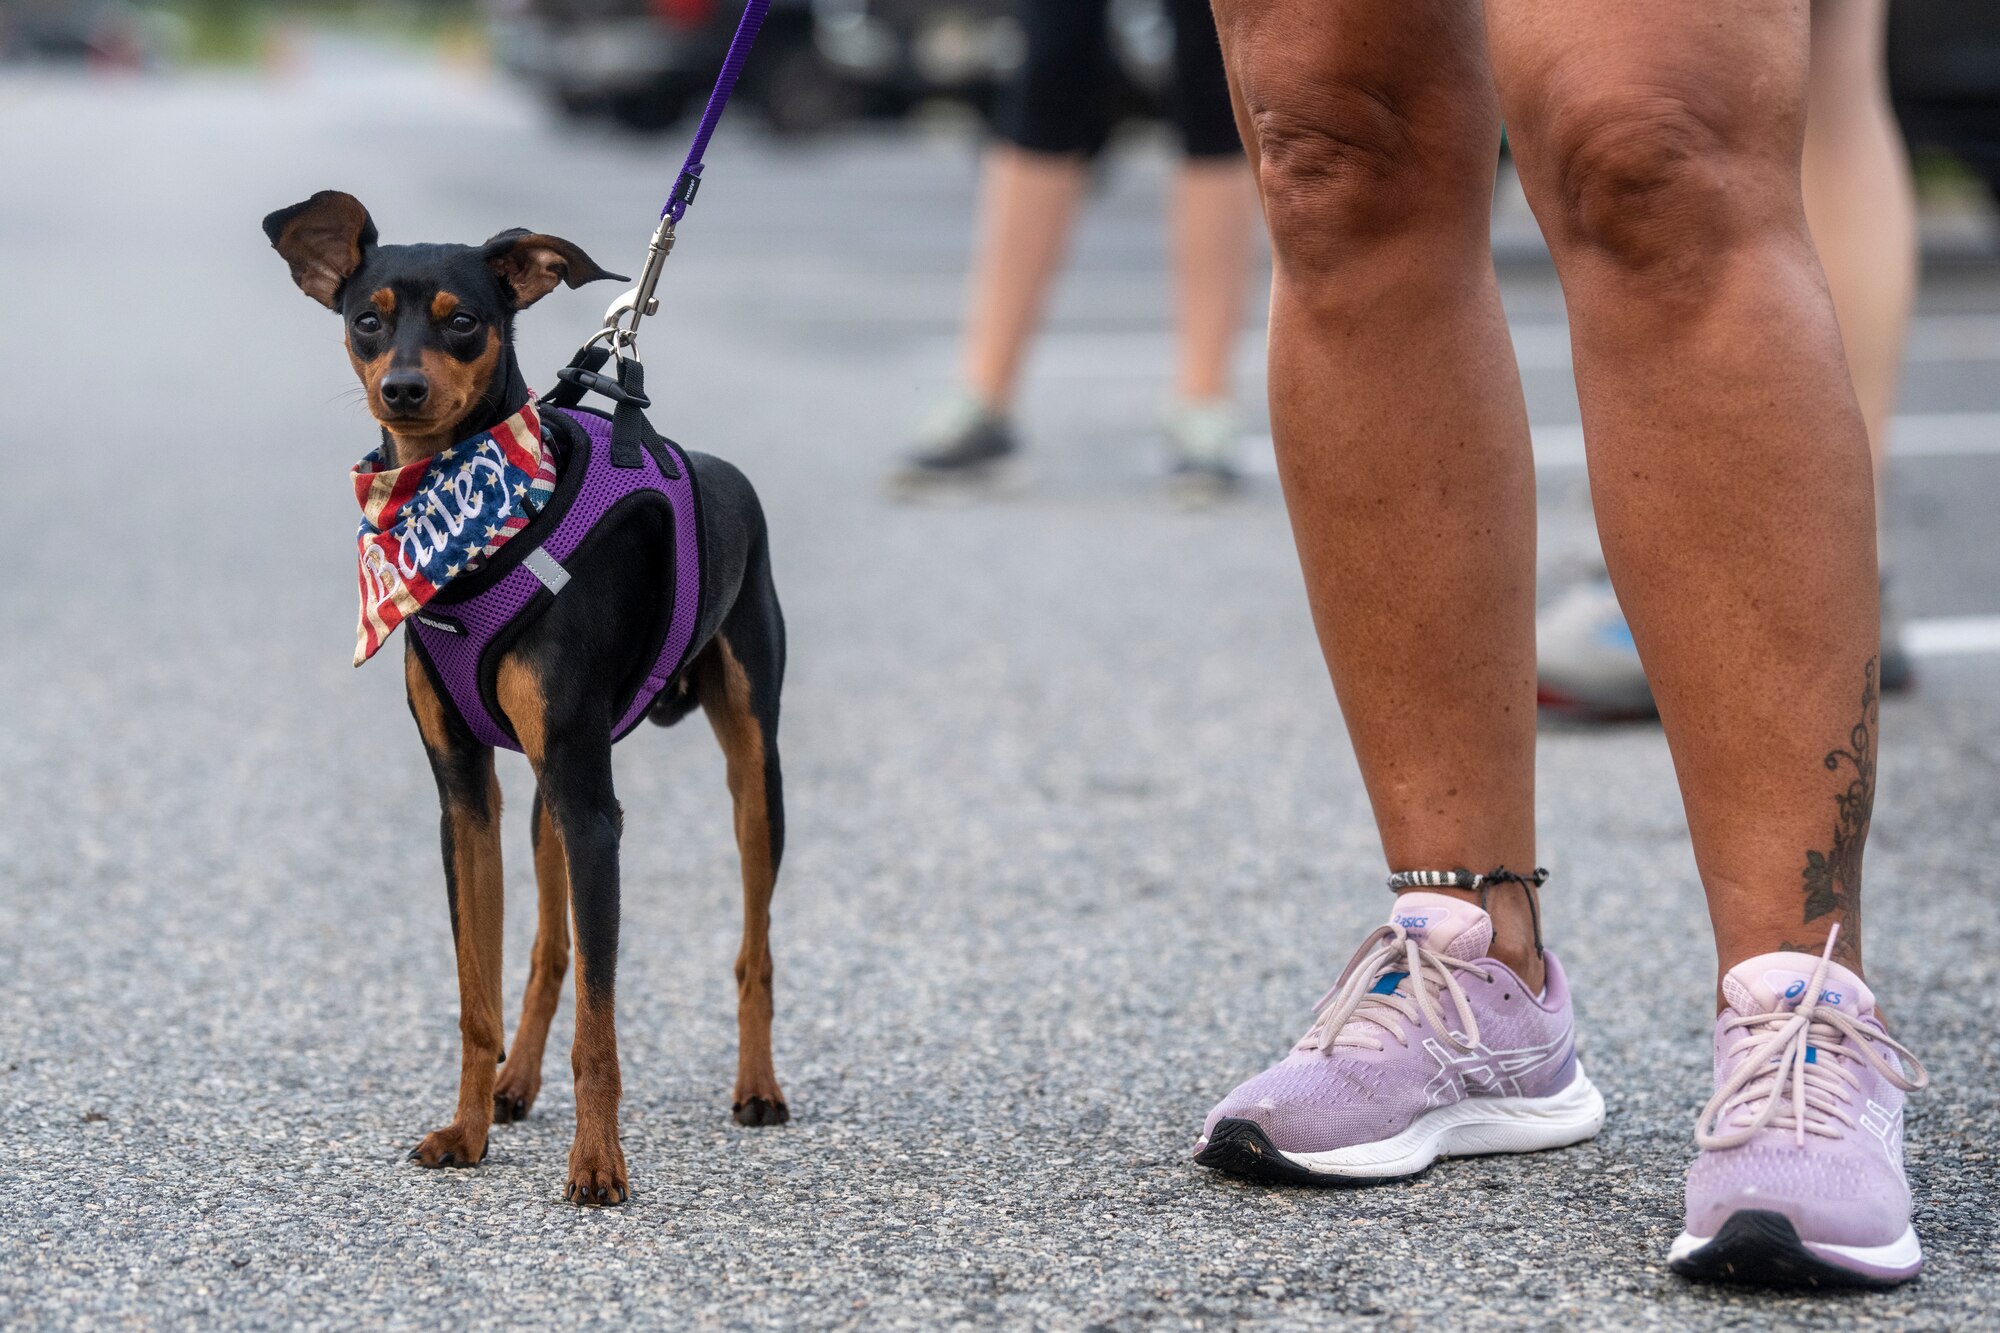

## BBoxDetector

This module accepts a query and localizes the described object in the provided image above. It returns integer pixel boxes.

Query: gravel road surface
[2,45,1996,1331]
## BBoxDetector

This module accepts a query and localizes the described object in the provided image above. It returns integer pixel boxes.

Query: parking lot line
[1529,412,2000,467]
[1906,614,2000,657]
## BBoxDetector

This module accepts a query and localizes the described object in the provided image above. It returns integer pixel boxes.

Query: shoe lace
[1694,929,1929,1151]
[1302,924,1493,1054]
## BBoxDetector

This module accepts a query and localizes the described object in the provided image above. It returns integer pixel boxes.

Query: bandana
[351,400,555,665]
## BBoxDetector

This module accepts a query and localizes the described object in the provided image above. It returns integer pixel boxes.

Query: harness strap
[665,0,771,224]
[610,359,650,469]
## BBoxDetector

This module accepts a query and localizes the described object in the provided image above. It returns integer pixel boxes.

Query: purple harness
[400,0,769,747]
[408,406,702,751]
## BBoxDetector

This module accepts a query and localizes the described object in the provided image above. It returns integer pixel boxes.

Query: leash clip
[597,214,678,358]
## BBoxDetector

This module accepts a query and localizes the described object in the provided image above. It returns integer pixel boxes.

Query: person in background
[1537,0,1920,715]
[889,0,1258,503]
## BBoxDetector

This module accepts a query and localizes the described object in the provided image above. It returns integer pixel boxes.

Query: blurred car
[1890,0,2000,201]
[490,0,855,135]
[808,0,1017,119]
[0,0,163,68]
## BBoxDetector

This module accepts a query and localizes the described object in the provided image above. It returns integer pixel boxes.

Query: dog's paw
[564,1141,628,1207]
[409,1124,489,1169]
[731,1095,791,1127]
[492,1062,541,1124]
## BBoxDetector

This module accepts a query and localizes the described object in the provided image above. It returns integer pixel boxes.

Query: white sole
[1669,1222,1923,1270]
[1274,1063,1606,1180]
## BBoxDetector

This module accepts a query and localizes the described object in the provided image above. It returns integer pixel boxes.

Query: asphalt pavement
[2,44,1997,1331]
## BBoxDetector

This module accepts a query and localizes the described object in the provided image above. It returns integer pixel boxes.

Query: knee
[1527,90,1799,278]
[1247,83,1492,276]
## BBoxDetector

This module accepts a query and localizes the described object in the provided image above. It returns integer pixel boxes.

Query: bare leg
[960,146,1091,409]
[1170,158,1258,401]
[1210,0,1544,986]
[1490,0,1879,981]
[1804,0,1916,476]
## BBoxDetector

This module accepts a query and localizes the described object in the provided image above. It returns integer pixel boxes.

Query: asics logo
[1780,978,1844,1006]
[1394,914,1432,929]
[1860,1099,1904,1167]
[1420,1032,1571,1105]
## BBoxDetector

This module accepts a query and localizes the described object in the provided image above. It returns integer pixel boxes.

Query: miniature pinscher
[264,190,788,1206]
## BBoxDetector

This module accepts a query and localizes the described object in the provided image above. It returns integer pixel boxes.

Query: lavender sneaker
[1670,936,1930,1288]
[1194,892,1604,1183]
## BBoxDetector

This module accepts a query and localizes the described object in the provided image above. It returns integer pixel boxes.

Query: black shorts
[990,0,1243,161]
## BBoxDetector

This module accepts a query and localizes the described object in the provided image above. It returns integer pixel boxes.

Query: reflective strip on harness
[522,546,571,595]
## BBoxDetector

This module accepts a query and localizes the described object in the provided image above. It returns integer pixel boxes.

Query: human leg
[1491,0,1879,981]
[1805,0,1916,473]
[1192,0,1604,1186]
[1211,0,1544,982]
[1167,160,1256,405]
[1537,0,1917,715]
[958,147,1092,409]
[1164,0,1256,407]
[1488,0,1924,1282]
[893,0,1108,492]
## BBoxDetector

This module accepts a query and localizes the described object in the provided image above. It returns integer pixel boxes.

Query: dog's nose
[379,371,430,412]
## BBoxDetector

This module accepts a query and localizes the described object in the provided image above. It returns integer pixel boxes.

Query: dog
[264,190,789,1206]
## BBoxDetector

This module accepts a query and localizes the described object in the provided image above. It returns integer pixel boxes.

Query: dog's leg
[493,789,570,1123]
[405,650,506,1169]
[697,615,788,1126]
[498,659,628,1205]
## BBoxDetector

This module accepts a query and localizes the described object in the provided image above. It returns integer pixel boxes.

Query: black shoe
[888,396,1020,499]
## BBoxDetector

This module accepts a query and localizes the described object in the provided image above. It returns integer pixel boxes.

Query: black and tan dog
[264,190,789,1205]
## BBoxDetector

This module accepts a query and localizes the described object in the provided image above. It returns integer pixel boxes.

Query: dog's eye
[448,313,479,335]
[352,312,382,336]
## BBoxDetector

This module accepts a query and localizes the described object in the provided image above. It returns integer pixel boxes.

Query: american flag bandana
[351,400,556,665]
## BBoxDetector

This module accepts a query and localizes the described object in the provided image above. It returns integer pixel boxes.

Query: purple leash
[591,0,771,360]
[664,0,771,223]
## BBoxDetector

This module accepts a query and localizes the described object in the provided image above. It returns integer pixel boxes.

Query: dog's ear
[483,229,626,309]
[263,191,378,310]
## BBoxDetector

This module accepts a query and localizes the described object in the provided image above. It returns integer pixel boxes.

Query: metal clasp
[595,214,678,359]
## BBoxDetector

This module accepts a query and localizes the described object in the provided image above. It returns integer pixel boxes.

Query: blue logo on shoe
[1781,978,1844,1006]
[1394,915,1432,930]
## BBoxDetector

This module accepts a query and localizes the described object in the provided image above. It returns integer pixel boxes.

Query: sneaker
[1669,937,1929,1288]
[1879,575,1915,693]
[1534,577,1660,718]
[1193,892,1604,1182]
[1163,398,1243,507]
[887,391,1019,499]
[1536,574,1915,718]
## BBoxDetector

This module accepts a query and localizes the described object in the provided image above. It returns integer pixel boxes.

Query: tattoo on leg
[1794,658,1877,963]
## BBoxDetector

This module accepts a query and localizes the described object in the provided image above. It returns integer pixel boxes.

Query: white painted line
[1242,412,2000,475]
[1905,615,2000,658]
[952,312,2000,380]
[1509,313,2000,371]
[1530,412,2000,467]
[1892,412,2000,458]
